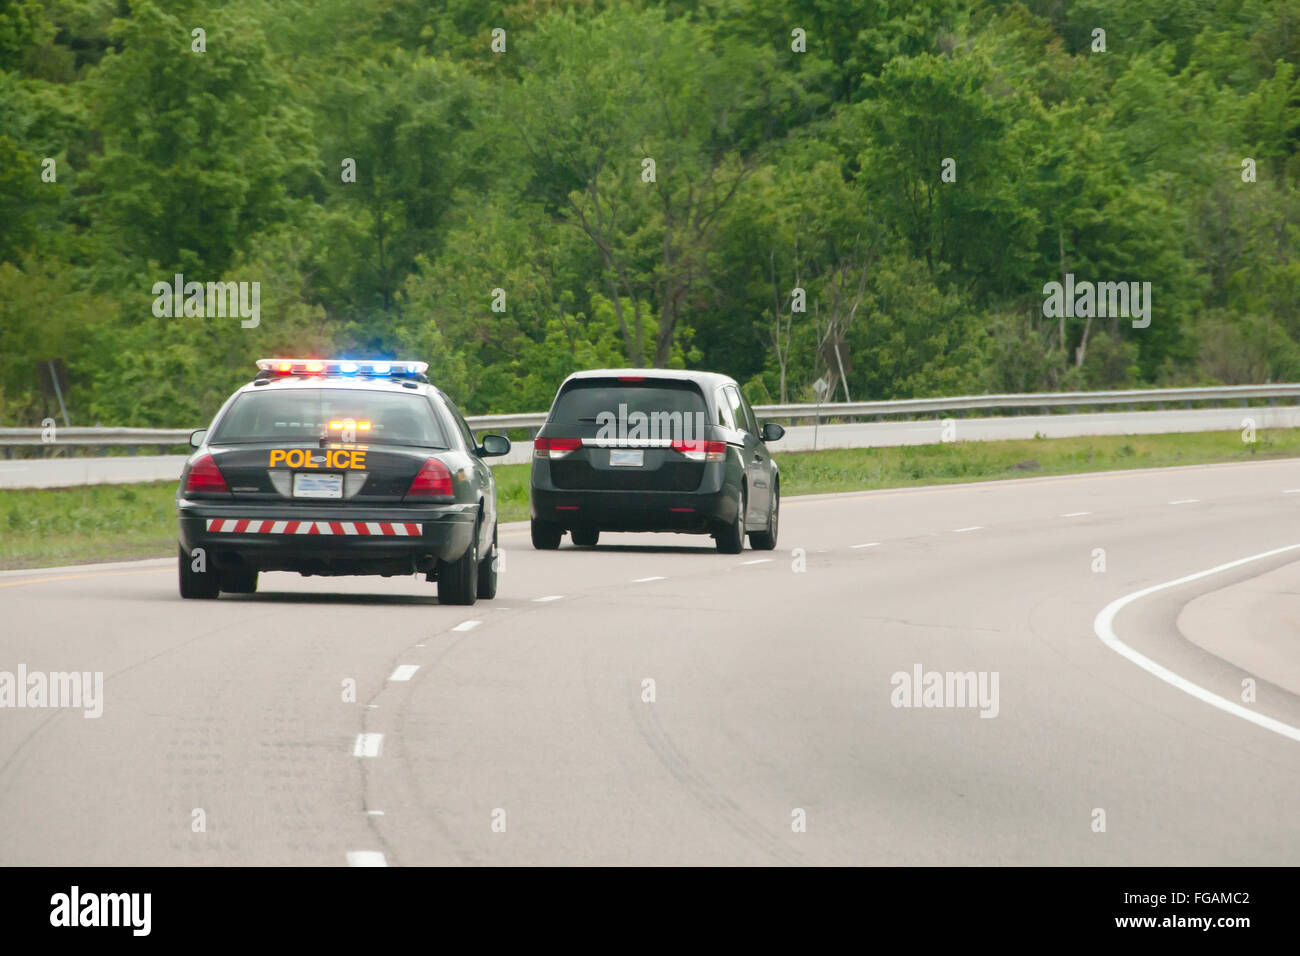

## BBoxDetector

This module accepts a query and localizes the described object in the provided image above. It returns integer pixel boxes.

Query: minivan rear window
[210,388,449,448]
[549,381,707,424]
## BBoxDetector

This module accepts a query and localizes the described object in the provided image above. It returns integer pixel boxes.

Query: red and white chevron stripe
[205,519,422,536]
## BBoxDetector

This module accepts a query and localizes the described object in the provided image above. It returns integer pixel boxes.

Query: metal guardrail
[1,384,1297,448]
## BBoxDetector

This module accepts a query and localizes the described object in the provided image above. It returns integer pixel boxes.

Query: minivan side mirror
[760,422,785,443]
[189,429,207,448]
[478,434,511,457]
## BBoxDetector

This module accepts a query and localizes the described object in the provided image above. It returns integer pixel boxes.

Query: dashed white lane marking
[1094,542,1300,744]
[741,558,772,565]
[414,643,426,648]
[1284,489,1300,494]
[366,810,384,816]
[851,542,880,549]
[1060,511,1091,517]
[353,733,384,757]
[632,576,665,583]
[1168,498,1199,505]
[533,595,564,602]
[388,665,420,682]
[366,704,379,709]
[346,851,388,867]
[452,620,481,632]
[952,526,983,533]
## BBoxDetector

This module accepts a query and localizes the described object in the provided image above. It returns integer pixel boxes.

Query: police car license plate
[609,449,643,467]
[293,473,343,498]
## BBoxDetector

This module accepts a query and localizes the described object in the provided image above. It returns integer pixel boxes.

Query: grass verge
[3,428,1297,570]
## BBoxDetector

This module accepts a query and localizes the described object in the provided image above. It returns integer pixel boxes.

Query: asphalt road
[1,458,1299,865]
[6,405,1299,487]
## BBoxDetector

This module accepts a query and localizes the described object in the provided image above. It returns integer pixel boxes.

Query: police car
[177,359,510,605]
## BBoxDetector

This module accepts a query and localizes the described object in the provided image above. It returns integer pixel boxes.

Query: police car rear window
[209,389,449,448]
[549,381,707,423]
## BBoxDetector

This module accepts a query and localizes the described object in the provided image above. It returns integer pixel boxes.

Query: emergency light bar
[255,359,428,378]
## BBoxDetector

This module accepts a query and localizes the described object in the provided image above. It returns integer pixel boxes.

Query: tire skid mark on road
[627,695,805,866]
[0,602,304,798]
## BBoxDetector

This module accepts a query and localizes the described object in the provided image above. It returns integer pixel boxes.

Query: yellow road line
[0,567,170,589]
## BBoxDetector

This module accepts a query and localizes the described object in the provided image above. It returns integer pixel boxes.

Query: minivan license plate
[609,449,644,467]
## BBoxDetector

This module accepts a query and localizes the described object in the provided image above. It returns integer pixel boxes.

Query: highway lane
[1,458,1299,864]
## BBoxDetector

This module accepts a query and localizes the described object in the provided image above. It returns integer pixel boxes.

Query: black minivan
[529,369,783,553]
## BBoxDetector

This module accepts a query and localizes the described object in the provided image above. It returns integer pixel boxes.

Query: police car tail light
[671,439,726,462]
[407,458,453,499]
[185,454,230,493]
[534,437,581,460]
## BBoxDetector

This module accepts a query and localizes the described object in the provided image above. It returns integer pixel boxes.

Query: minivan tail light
[534,437,582,459]
[407,458,454,499]
[671,439,727,462]
[184,454,230,493]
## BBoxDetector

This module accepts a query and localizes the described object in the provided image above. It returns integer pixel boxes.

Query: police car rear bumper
[177,498,478,575]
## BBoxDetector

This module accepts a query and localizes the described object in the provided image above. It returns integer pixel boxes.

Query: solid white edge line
[353,733,384,757]
[1093,542,1300,744]
[388,664,420,681]
[346,851,387,867]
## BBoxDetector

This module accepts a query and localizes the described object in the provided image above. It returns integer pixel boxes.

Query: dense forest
[1,0,1298,426]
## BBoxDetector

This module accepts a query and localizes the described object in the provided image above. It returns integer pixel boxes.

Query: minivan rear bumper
[530,460,739,533]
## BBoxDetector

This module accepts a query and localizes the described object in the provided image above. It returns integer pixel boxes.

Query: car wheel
[571,528,599,547]
[749,485,778,551]
[438,523,479,606]
[715,488,746,554]
[221,567,259,594]
[476,522,499,600]
[178,545,220,599]
[531,518,562,550]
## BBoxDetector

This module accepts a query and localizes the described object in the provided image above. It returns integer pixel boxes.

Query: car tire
[221,567,259,594]
[476,522,498,600]
[715,488,746,554]
[178,545,220,599]
[438,523,479,606]
[531,519,562,550]
[749,484,778,551]
[571,528,599,547]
